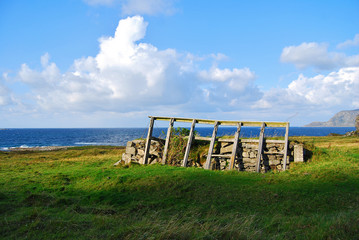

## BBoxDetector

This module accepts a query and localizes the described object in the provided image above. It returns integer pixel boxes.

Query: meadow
[0,136,358,239]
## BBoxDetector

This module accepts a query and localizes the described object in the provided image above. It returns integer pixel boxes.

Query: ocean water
[0,127,355,150]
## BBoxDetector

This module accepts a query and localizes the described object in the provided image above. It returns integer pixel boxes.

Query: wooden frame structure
[143,116,290,172]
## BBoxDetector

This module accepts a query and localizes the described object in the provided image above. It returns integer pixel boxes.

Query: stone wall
[120,139,164,165]
[116,138,305,172]
[210,140,300,172]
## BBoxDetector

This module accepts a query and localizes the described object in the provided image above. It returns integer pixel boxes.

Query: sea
[0,127,356,151]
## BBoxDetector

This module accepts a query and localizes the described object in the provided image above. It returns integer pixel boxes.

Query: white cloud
[199,66,256,91]
[337,34,359,49]
[13,16,358,127]
[83,0,177,16]
[280,42,359,70]
[254,67,359,111]
[0,74,13,107]
[14,16,258,115]
[0,84,10,106]
[198,66,261,110]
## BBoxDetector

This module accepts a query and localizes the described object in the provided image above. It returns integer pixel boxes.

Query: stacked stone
[210,141,293,172]
[118,139,303,172]
[121,139,163,165]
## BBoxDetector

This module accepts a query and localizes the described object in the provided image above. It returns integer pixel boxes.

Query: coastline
[5,146,72,152]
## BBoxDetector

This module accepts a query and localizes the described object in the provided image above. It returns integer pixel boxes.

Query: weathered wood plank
[143,117,155,165]
[282,122,290,171]
[149,116,287,127]
[194,136,212,141]
[217,139,285,144]
[182,119,196,167]
[183,136,212,141]
[217,138,235,143]
[204,121,219,170]
[161,118,174,164]
[229,122,242,170]
[255,122,266,173]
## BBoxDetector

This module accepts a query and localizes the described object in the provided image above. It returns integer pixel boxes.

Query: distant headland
[305,109,359,127]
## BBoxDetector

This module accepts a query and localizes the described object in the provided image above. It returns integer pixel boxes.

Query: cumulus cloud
[15,16,257,114]
[83,0,177,15]
[198,66,261,110]
[280,42,359,70]
[337,34,359,49]
[254,67,359,110]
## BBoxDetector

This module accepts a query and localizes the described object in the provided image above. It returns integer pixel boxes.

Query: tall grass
[0,137,358,239]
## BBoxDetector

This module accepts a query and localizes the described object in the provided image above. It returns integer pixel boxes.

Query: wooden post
[182,119,196,167]
[255,122,265,173]
[143,117,155,165]
[282,122,290,171]
[161,118,175,164]
[229,122,242,170]
[204,121,219,170]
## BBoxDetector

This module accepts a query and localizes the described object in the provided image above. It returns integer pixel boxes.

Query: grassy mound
[0,137,358,239]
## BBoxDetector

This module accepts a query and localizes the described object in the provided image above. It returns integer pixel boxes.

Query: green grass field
[0,137,358,239]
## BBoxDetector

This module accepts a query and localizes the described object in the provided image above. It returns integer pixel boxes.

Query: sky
[0,0,358,128]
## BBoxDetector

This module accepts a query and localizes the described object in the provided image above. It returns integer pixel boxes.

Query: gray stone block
[294,144,304,162]
[126,146,136,155]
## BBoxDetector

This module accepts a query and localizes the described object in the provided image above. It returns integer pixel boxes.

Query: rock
[220,143,233,154]
[132,139,144,144]
[243,158,256,164]
[149,150,160,157]
[269,160,280,165]
[137,149,145,156]
[126,146,136,155]
[305,109,359,127]
[294,144,304,162]
[267,155,277,161]
[113,160,123,166]
[356,115,359,131]
[122,153,130,160]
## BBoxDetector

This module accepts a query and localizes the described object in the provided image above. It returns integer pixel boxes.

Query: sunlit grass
[0,137,358,239]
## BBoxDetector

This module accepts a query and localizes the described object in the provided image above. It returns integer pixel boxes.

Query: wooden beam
[149,116,287,128]
[143,117,155,165]
[282,122,290,171]
[161,118,174,164]
[183,136,212,141]
[194,136,212,141]
[217,139,286,144]
[182,119,196,167]
[229,122,242,170]
[255,122,266,173]
[204,121,219,170]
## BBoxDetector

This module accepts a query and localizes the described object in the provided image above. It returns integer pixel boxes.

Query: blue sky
[0,0,358,127]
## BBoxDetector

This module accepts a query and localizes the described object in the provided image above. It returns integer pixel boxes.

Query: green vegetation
[0,137,359,239]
